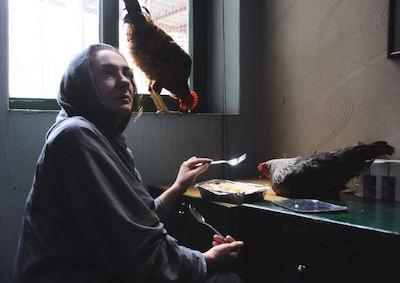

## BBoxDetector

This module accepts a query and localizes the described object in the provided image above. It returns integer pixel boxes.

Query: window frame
[388,0,400,58]
[8,0,206,112]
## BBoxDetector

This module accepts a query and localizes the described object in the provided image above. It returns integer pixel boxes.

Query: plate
[271,199,348,213]
[195,179,268,204]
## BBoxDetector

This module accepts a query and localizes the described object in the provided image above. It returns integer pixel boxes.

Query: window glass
[8,0,190,100]
[118,0,189,94]
[8,0,99,99]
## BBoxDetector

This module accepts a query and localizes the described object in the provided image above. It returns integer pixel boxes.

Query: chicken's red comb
[191,90,199,110]
[258,162,270,178]
[180,90,199,112]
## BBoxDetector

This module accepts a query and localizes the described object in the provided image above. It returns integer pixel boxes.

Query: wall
[6,0,396,280]
[260,0,400,159]
[0,1,262,282]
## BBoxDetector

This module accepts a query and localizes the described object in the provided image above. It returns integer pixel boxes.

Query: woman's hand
[212,234,236,246]
[203,235,244,273]
[172,156,212,193]
[159,157,212,212]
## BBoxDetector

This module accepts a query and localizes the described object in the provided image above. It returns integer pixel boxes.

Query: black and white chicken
[258,141,395,198]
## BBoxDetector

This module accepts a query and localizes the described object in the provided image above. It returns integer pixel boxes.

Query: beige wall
[260,0,400,158]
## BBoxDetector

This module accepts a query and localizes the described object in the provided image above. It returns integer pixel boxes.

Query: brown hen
[123,0,198,113]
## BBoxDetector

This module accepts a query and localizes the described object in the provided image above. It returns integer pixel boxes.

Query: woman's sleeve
[154,197,169,223]
[48,124,206,282]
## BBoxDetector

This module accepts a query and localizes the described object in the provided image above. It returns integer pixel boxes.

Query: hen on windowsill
[123,0,198,114]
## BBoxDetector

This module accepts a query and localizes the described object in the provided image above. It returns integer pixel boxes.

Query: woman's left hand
[212,234,236,246]
[173,156,212,193]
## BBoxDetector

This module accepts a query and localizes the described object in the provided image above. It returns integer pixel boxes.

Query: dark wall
[0,1,262,282]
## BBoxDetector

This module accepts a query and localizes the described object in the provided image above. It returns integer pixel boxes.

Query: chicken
[258,141,395,198]
[122,0,198,113]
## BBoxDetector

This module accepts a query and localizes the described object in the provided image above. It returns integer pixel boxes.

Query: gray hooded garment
[13,44,206,283]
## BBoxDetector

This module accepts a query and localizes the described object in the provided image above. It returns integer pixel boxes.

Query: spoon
[210,153,247,166]
[188,204,225,238]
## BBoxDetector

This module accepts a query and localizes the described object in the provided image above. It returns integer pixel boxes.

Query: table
[149,178,400,283]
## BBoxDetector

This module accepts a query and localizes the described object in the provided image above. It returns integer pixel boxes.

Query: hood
[56,43,141,134]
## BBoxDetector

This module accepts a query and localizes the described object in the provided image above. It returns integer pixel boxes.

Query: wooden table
[149,178,400,283]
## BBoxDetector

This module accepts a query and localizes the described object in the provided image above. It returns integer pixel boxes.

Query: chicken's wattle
[180,91,198,112]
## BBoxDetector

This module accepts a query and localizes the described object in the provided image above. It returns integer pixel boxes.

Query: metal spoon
[188,204,224,237]
[210,153,247,166]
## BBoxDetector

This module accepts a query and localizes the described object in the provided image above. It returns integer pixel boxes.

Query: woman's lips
[116,92,132,101]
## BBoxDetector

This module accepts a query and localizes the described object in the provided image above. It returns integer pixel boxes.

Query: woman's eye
[124,69,133,79]
[102,69,114,77]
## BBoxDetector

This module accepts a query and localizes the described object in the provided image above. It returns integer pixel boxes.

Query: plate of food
[194,179,268,204]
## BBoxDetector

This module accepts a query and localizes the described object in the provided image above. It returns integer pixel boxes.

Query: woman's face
[91,49,135,119]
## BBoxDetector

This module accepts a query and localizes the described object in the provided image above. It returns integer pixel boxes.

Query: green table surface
[150,179,400,236]
[243,194,400,236]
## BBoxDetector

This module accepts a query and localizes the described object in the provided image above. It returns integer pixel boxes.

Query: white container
[358,159,400,202]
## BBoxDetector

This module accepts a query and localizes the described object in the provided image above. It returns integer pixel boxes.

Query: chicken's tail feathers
[123,0,146,24]
[353,141,395,164]
[366,141,395,158]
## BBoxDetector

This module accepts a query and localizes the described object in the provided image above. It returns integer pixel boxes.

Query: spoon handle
[210,160,227,165]
[204,222,224,237]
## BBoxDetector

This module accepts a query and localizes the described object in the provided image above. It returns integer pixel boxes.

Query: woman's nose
[119,72,130,82]
[117,72,131,87]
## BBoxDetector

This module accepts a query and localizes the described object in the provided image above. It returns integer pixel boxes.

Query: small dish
[271,199,348,213]
[195,179,268,204]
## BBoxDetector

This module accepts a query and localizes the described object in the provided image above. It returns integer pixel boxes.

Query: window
[8,0,193,110]
[388,0,400,58]
[9,0,100,100]
[7,0,239,114]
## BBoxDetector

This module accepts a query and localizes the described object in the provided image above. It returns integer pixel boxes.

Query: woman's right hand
[172,156,212,193]
[202,235,244,273]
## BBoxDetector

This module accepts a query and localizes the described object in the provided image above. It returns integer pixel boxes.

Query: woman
[13,44,243,283]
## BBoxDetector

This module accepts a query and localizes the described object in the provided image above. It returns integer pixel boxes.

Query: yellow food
[202,181,266,194]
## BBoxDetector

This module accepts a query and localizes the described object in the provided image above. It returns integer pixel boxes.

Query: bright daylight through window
[9,0,100,99]
[8,0,189,100]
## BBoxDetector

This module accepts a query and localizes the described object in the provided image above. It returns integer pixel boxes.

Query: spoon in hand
[194,153,247,168]
[210,153,247,166]
[188,204,225,238]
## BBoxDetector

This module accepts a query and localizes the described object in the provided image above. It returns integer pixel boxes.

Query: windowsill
[8,95,240,115]
[8,108,240,117]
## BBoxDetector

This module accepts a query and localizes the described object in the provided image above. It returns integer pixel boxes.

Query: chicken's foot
[150,90,170,114]
[149,81,175,114]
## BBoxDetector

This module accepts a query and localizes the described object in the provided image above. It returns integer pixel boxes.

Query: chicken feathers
[258,141,395,198]
[123,0,198,113]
